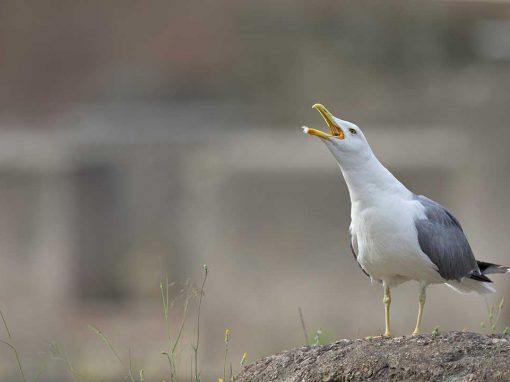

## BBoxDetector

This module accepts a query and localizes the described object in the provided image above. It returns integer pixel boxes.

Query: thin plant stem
[0,309,26,382]
[49,342,83,382]
[298,307,310,346]
[160,278,171,341]
[483,297,492,332]
[495,297,505,330]
[0,309,13,339]
[190,354,193,382]
[0,340,26,382]
[223,350,228,381]
[161,278,193,382]
[33,356,50,382]
[161,351,176,382]
[172,295,191,355]
[89,325,136,382]
[160,278,177,381]
[194,264,208,382]
[223,329,229,381]
[128,348,135,382]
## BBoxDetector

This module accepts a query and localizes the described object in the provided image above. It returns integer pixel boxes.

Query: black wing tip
[469,273,493,283]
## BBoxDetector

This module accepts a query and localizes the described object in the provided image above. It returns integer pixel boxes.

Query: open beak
[304,103,345,140]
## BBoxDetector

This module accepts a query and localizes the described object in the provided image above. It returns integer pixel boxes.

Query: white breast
[351,197,441,286]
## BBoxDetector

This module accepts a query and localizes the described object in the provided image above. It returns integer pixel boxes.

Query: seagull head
[303,103,371,167]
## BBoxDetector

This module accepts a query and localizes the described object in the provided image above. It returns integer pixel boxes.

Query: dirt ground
[236,331,510,382]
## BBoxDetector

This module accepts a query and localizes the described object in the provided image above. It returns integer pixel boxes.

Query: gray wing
[414,195,483,281]
[349,227,369,277]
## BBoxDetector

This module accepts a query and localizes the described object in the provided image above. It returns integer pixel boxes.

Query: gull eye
[349,128,357,135]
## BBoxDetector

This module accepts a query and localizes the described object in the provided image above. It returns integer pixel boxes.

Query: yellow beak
[305,104,345,140]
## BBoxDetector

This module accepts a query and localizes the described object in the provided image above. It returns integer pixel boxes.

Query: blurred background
[1,0,510,380]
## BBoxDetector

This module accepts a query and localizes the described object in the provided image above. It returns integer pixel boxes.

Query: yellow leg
[383,286,391,337]
[411,286,426,336]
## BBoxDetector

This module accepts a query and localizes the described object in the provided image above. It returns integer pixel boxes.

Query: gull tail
[445,261,509,295]
[476,261,510,276]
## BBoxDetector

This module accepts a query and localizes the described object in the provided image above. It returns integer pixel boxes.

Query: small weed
[481,297,508,335]
[87,264,210,382]
[313,329,323,346]
[88,325,140,382]
[160,276,194,381]
[49,342,83,382]
[431,326,440,338]
[2,265,249,381]
[217,328,247,381]
[297,308,324,346]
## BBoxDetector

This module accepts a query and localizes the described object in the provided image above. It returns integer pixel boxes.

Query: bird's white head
[303,103,410,203]
[303,103,372,169]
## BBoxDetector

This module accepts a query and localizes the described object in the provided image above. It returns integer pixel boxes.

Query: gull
[303,103,509,337]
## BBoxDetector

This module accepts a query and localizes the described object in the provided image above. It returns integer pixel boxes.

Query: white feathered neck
[334,146,412,208]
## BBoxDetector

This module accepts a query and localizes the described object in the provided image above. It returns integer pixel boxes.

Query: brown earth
[236,331,510,382]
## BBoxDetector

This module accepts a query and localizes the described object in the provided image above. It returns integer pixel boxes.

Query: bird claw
[365,333,391,340]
